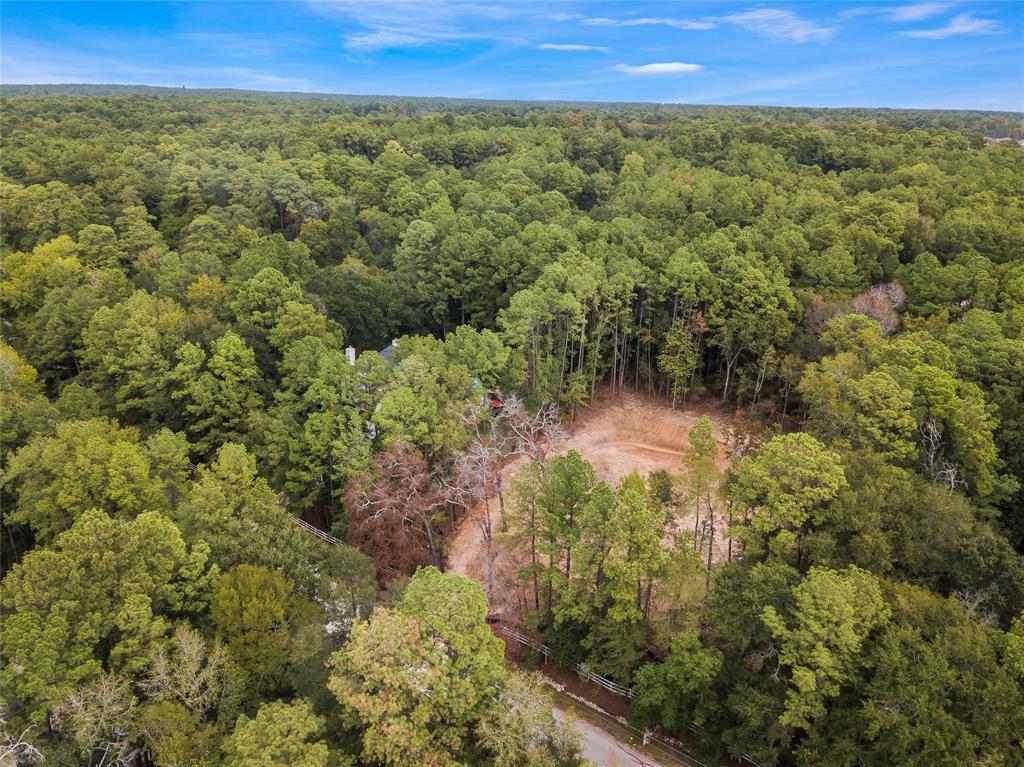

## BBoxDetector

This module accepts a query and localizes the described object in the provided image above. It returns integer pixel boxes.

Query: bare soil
[446,388,733,618]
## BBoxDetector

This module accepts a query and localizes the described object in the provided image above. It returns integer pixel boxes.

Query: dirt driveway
[554,705,667,767]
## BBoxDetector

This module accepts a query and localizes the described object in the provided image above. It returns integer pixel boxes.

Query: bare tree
[439,399,568,608]
[937,461,967,493]
[142,625,234,720]
[724,409,765,463]
[804,283,906,340]
[1,706,44,764]
[500,396,567,470]
[802,294,844,335]
[51,675,139,767]
[953,589,995,626]
[442,440,504,601]
[345,442,447,574]
[920,416,943,480]
[919,416,966,494]
[850,282,906,335]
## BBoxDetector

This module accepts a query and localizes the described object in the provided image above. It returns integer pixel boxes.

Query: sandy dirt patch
[562,390,730,483]
[446,389,733,617]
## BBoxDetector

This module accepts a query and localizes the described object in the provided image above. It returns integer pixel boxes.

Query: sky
[2,1,1022,110]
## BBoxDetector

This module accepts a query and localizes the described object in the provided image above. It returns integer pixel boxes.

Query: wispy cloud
[310,1,500,50]
[0,37,162,84]
[841,2,954,21]
[344,27,477,49]
[581,16,716,31]
[549,12,582,22]
[903,12,1001,38]
[179,32,292,56]
[218,67,314,89]
[539,43,610,53]
[613,62,703,76]
[621,17,718,31]
[719,9,835,42]
[0,36,322,92]
[582,8,831,42]
[678,62,877,103]
[886,2,955,21]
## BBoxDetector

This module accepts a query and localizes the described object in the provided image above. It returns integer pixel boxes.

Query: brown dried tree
[344,441,446,575]
[850,282,906,335]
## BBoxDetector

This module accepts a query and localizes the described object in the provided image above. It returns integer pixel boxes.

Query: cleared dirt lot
[563,390,730,483]
[446,389,732,616]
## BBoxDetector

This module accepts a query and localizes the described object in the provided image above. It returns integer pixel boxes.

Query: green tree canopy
[327,567,503,767]
[1,510,213,718]
[221,699,330,767]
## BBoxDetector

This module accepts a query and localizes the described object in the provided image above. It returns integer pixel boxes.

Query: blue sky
[2,1,1022,110]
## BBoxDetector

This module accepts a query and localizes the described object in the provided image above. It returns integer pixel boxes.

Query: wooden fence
[495,623,759,766]
[290,515,343,545]
[494,624,637,699]
[289,514,404,579]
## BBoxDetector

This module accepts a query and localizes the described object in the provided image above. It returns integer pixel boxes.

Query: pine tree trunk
[610,318,619,395]
[590,322,605,399]
[556,322,570,406]
[705,516,715,593]
[530,496,540,611]
[482,497,495,601]
[634,302,645,391]
[722,349,742,402]
[688,333,703,403]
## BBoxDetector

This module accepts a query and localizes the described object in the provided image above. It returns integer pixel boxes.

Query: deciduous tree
[328,568,503,767]
[221,700,330,767]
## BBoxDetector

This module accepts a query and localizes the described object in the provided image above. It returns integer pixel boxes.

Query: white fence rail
[494,624,636,699]
[291,515,343,545]
[288,515,404,579]
[494,623,759,766]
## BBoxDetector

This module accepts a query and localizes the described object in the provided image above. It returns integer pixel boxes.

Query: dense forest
[1,92,1023,766]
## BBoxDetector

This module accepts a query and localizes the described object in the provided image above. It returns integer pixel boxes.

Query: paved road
[554,707,665,767]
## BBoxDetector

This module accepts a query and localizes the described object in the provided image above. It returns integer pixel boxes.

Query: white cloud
[219,67,314,89]
[580,8,830,42]
[178,32,292,56]
[884,2,955,21]
[344,27,473,49]
[613,62,703,75]
[719,9,835,42]
[903,12,1001,38]
[310,0,502,50]
[580,15,717,31]
[539,43,610,53]
[549,12,582,22]
[841,2,953,21]
[0,37,162,84]
[621,17,718,31]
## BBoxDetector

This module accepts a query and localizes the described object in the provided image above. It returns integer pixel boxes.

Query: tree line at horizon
[1,94,1022,766]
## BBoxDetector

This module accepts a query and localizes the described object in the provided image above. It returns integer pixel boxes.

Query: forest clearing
[446,390,733,618]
